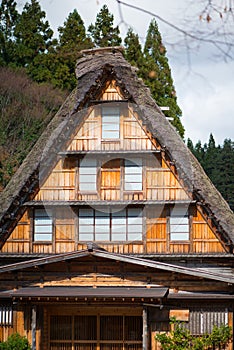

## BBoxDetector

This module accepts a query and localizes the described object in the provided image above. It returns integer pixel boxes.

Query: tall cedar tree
[141,19,184,138]
[88,5,121,47]
[0,0,18,66]
[124,28,144,68]
[13,0,54,67]
[29,9,92,90]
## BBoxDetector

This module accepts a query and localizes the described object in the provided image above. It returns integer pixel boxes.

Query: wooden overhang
[168,291,234,300]
[0,286,168,301]
[24,200,195,207]
[0,248,233,284]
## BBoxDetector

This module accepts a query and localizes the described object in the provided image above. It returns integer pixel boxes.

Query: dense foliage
[188,134,234,211]
[0,333,31,349]
[155,317,232,350]
[0,67,67,189]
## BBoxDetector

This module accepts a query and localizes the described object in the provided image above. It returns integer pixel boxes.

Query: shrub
[0,333,31,350]
[155,317,232,350]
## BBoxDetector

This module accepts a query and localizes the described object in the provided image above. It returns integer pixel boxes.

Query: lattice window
[34,208,53,242]
[124,159,143,191]
[78,207,143,242]
[0,305,13,326]
[102,106,120,139]
[79,158,97,191]
[170,207,189,241]
[185,308,229,335]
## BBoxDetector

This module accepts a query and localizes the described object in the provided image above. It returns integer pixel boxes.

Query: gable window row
[79,158,143,192]
[33,207,190,243]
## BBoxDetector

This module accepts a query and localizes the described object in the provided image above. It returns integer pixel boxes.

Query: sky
[17,0,234,145]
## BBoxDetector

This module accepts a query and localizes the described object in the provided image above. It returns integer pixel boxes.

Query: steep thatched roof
[0,47,233,250]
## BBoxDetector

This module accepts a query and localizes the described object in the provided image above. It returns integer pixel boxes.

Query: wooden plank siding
[0,82,226,254]
[2,206,225,254]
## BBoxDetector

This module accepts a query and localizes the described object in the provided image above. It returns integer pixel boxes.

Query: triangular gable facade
[0,47,233,350]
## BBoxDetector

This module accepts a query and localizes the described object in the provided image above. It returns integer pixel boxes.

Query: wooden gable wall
[1,81,226,255]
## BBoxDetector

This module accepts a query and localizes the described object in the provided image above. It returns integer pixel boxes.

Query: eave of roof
[0,248,233,284]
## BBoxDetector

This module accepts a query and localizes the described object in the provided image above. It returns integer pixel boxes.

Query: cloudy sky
[18,0,234,145]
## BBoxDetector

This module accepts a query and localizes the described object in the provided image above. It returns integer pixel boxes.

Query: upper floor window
[79,158,97,191]
[170,207,189,241]
[78,207,143,242]
[102,106,120,139]
[124,159,142,191]
[34,208,53,242]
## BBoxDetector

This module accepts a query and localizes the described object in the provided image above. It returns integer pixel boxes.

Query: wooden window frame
[101,106,120,140]
[33,208,53,243]
[78,157,97,193]
[78,207,143,242]
[169,207,190,242]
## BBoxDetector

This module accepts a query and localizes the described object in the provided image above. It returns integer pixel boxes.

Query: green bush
[155,317,232,350]
[0,333,31,350]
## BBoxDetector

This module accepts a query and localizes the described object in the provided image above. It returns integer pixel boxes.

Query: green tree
[13,0,54,67]
[124,28,144,68]
[0,0,19,65]
[88,5,121,47]
[140,19,184,138]
[28,9,93,91]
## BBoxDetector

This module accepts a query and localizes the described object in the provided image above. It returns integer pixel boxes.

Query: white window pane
[79,209,93,217]
[112,217,126,225]
[112,233,127,241]
[125,182,142,191]
[79,218,94,232]
[125,167,142,175]
[102,123,120,131]
[35,218,52,225]
[96,233,110,241]
[102,130,119,139]
[125,174,142,182]
[95,225,109,234]
[171,224,189,233]
[80,173,96,183]
[170,217,188,225]
[128,233,142,241]
[128,216,142,225]
[128,225,142,233]
[79,183,96,191]
[112,225,126,233]
[79,217,93,225]
[79,167,97,175]
[79,233,94,241]
[171,232,189,240]
[128,208,142,217]
[95,216,109,225]
[34,233,52,241]
[35,225,52,233]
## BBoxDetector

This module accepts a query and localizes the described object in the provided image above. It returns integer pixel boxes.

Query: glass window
[102,107,120,139]
[79,158,97,191]
[125,159,142,191]
[34,208,53,242]
[170,207,189,241]
[78,208,143,242]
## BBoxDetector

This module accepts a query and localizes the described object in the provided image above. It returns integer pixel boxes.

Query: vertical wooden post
[143,306,148,350]
[31,306,36,350]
